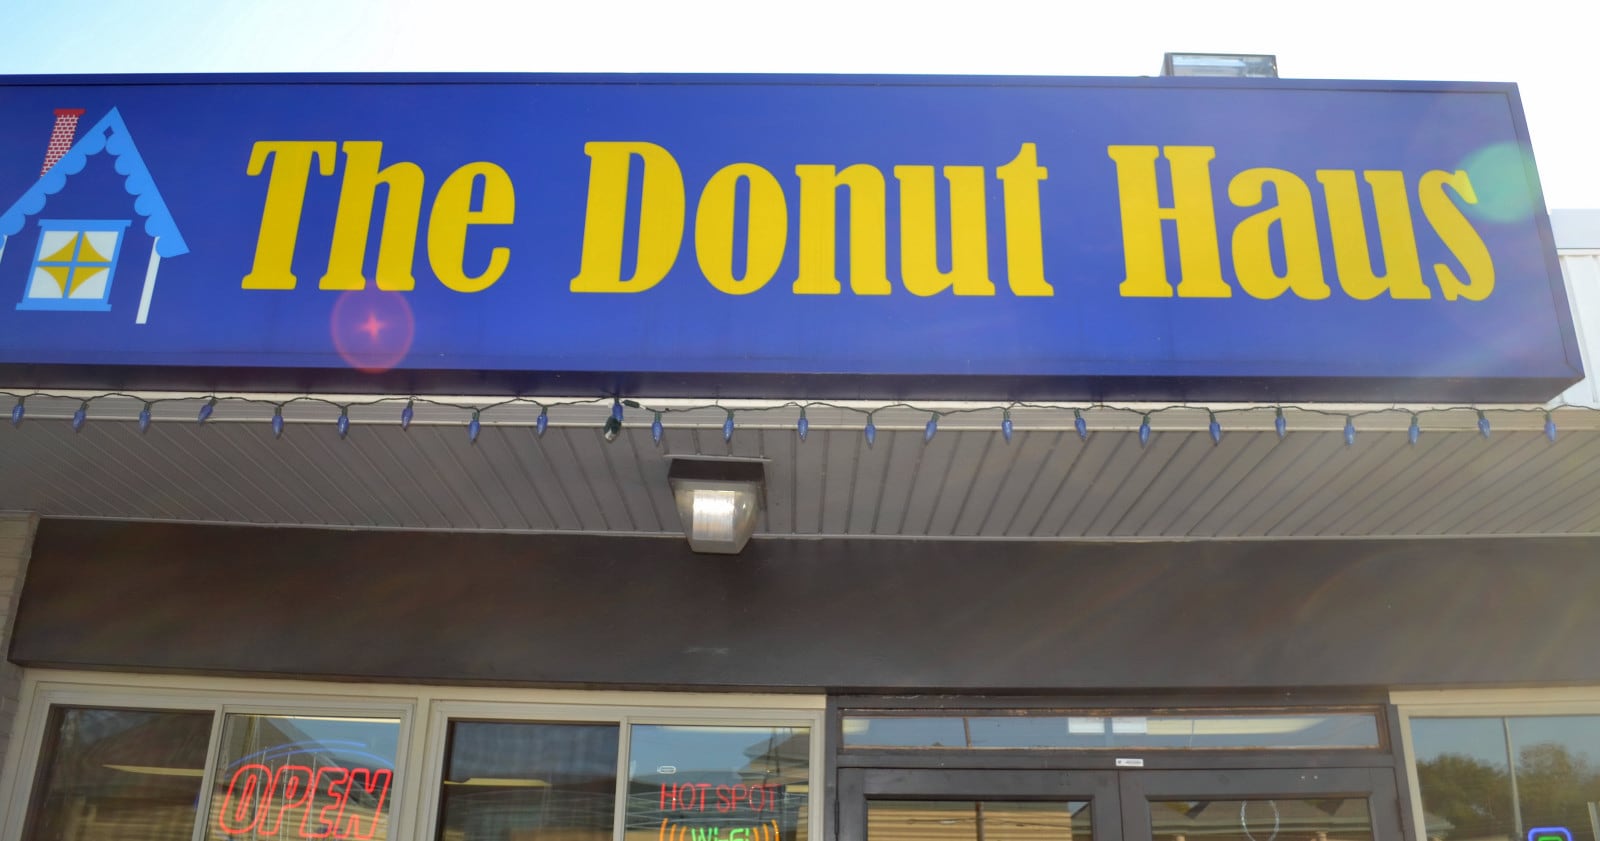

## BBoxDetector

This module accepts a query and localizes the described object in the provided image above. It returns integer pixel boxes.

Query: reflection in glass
[869,801,1090,841]
[1149,798,1373,841]
[1413,716,1600,841]
[205,714,401,841]
[1509,717,1600,841]
[843,712,1381,749]
[1412,718,1517,841]
[435,721,620,841]
[23,706,213,841]
[625,725,810,841]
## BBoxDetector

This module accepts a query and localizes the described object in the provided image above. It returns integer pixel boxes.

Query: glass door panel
[842,770,1122,841]
[870,801,1093,841]
[1146,797,1374,841]
[1121,769,1401,841]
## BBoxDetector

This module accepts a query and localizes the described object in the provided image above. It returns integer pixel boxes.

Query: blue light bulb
[651,412,663,446]
[1274,408,1286,440]
[400,400,414,431]
[1138,415,1150,447]
[197,398,215,424]
[1208,413,1222,445]
[337,409,350,439]
[723,411,735,443]
[138,403,151,434]
[864,416,876,447]
[1344,416,1357,446]
[8,399,20,427]
[1545,412,1558,443]
[1001,409,1013,444]
[271,407,284,439]
[925,414,938,443]
[536,406,548,437]
[1074,410,1087,441]
[468,411,481,444]
[1408,415,1420,446]
[1477,411,1491,439]
[71,403,87,432]
[797,409,809,442]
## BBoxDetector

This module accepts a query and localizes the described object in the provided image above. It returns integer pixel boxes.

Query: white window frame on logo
[15,219,131,312]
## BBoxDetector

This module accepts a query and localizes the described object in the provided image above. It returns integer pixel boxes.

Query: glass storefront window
[625,725,811,841]
[11,686,819,841]
[435,721,620,841]
[22,706,213,841]
[843,711,1382,750]
[205,713,401,841]
[1412,715,1600,841]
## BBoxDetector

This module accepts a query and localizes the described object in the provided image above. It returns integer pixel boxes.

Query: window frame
[16,219,132,312]
[1393,687,1600,841]
[418,700,825,841]
[838,706,1388,751]
[0,678,417,841]
[0,670,824,841]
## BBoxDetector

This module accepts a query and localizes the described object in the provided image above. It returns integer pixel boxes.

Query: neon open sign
[216,763,392,839]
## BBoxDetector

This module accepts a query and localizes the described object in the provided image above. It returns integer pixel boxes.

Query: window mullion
[189,702,227,841]
[613,714,635,841]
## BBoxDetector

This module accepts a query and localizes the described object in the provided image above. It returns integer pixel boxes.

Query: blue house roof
[0,107,188,257]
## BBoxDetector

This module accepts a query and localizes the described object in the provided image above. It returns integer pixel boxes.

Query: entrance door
[840,768,1405,841]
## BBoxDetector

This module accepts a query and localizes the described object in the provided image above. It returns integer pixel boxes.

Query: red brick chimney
[41,108,86,176]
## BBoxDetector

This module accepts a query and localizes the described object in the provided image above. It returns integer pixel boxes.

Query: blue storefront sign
[0,73,1580,399]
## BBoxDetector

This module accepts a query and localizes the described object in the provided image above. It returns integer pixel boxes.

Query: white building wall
[0,512,36,777]
[1555,210,1600,409]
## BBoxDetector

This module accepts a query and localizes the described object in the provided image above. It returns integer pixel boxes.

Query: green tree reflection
[1418,753,1513,840]
[1417,744,1599,841]
[1518,743,1600,839]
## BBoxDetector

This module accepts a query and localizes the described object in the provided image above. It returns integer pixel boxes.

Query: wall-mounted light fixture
[1162,52,1278,78]
[668,458,765,554]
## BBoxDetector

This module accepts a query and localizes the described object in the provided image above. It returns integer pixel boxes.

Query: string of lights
[1,389,1587,447]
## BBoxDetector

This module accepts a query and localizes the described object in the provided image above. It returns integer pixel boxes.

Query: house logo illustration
[0,107,188,323]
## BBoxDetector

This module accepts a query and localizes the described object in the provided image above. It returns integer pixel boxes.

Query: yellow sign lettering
[429,162,515,294]
[1107,145,1229,298]
[1419,169,1495,301]
[1228,167,1329,300]
[242,141,337,290]
[793,164,889,295]
[695,163,788,295]
[570,141,685,293]
[1316,169,1430,300]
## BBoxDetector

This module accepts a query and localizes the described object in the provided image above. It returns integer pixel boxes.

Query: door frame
[840,766,1404,841]
[828,696,1414,841]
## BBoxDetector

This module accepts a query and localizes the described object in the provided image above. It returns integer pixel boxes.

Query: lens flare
[330,290,415,374]
[1458,142,1538,224]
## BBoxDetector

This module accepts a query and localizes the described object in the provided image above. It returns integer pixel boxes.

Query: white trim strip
[136,235,160,324]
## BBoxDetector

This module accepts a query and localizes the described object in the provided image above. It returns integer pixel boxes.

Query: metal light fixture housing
[1162,52,1278,78]
[668,458,765,554]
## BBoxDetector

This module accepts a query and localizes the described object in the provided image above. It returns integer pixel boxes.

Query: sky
[0,0,1596,209]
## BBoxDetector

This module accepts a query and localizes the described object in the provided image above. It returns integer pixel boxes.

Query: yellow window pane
[32,264,72,297]
[69,265,108,298]
[79,231,116,264]
[40,232,80,264]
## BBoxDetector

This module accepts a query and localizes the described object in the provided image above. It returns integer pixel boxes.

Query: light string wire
[0,389,1579,445]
